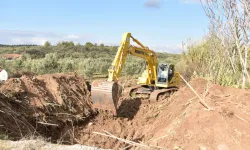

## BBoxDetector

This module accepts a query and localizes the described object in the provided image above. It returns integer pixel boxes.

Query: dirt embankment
[1,75,250,150]
[0,73,94,142]
[75,78,250,150]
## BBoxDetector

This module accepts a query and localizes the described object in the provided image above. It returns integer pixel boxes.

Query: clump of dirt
[75,78,250,150]
[0,73,94,142]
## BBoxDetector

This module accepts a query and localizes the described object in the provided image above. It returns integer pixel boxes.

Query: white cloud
[150,44,183,53]
[180,0,201,4]
[0,30,95,45]
[0,30,184,53]
[66,34,79,39]
[30,37,47,45]
[144,0,163,8]
[144,0,201,8]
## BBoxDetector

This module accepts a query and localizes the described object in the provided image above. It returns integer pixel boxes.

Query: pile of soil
[1,74,250,149]
[75,78,250,149]
[0,73,94,141]
[145,78,250,149]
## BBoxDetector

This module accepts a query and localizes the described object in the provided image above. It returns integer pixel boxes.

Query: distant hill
[0,44,38,47]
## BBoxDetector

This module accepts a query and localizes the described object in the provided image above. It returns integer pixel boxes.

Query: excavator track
[127,86,152,99]
[123,85,141,96]
[149,87,178,102]
[126,86,178,102]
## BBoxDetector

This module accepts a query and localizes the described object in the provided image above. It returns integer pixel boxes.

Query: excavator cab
[157,63,175,84]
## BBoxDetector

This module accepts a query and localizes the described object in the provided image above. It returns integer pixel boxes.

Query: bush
[179,35,242,86]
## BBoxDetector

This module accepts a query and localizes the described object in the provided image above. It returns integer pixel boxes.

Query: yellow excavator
[91,32,180,115]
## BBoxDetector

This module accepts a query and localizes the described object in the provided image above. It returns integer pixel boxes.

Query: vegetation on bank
[0,42,181,78]
[177,0,250,88]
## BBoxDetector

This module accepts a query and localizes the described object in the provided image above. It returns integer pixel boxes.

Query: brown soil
[75,78,250,150]
[0,73,94,142]
[1,75,250,150]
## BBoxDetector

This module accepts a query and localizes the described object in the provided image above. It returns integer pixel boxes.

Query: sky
[1,0,209,53]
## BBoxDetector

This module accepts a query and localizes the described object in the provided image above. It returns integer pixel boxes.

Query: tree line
[0,41,181,79]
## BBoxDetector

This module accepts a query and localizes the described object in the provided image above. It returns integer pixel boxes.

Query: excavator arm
[129,45,158,85]
[107,32,131,82]
[107,32,158,82]
[91,32,158,115]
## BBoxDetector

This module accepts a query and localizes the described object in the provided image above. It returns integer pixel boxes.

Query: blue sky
[1,0,208,53]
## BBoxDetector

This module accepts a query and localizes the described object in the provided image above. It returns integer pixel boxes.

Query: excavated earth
[0,74,250,150]
[75,78,250,149]
[0,73,94,143]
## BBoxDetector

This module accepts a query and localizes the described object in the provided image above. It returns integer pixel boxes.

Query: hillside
[0,43,181,78]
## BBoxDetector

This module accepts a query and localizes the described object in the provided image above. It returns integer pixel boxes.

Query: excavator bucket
[91,80,122,115]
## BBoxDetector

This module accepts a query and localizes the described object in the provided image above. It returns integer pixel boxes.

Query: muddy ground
[0,74,250,150]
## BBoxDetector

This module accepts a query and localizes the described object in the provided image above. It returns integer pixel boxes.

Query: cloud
[144,0,163,8]
[150,44,183,54]
[66,34,79,39]
[0,30,95,45]
[144,0,201,8]
[0,30,183,53]
[180,0,201,4]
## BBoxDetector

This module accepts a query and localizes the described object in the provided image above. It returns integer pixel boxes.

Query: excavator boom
[91,32,157,115]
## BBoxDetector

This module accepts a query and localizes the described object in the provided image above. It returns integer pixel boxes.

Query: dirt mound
[0,73,93,141]
[147,79,250,149]
[75,78,250,149]
[1,75,249,149]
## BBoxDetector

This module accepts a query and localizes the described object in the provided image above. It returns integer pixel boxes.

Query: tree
[200,0,250,88]
[44,41,51,47]
[57,41,63,46]
[100,43,105,47]
[76,43,81,47]
[68,41,75,48]
[56,41,75,49]
[85,42,94,48]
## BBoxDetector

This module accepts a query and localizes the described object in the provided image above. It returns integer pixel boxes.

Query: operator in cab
[158,64,168,82]
[0,66,8,83]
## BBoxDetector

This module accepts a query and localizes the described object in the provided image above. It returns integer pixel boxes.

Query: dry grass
[0,139,103,150]
[93,130,168,150]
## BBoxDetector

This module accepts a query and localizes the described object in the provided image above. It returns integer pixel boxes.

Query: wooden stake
[235,114,249,124]
[37,122,59,127]
[180,75,211,110]
[93,130,150,149]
